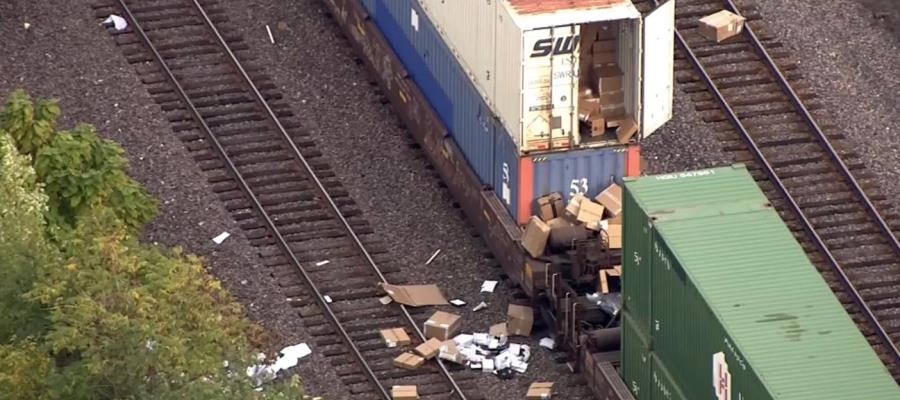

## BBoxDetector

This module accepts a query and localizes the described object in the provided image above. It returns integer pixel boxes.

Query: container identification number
[569,178,588,198]
[653,169,717,181]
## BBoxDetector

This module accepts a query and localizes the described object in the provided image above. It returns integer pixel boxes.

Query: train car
[363,0,674,224]
[621,165,899,399]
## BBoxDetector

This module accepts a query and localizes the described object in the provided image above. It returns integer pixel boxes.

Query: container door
[640,0,675,138]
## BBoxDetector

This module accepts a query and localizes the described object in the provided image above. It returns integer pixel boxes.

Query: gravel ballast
[0,2,348,397]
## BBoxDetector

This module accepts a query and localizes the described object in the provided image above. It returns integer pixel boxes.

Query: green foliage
[0,91,308,398]
[0,90,157,233]
[0,133,52,340]
[1,89,60,158]
[34,124,157,232]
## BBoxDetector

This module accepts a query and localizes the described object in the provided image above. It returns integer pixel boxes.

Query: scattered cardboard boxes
[380,328,412,348]
[526,382,554,399]
[536,193,565,221]
[393,352,424,370]
[414,338,442,360]
[507,304,534,336]
[424,311,462,341]
[698,10,746,42]
[392,385,419,400]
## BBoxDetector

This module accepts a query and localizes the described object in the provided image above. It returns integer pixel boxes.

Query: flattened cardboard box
[522,216,551,258]
[424,311,461,341]
[381,283,448,306]
[594,183,623,217]
[380,327,411,348]
[526,382,554,399]
[507,304,534,336]
[392,385,419,400]
[414,338,442,360]
[393,352,424,370]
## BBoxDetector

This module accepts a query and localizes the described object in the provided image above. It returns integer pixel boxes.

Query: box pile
[522,184,624,257]
[577,23,638,143]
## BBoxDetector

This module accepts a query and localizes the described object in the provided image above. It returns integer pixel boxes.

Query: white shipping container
[416,0,675,153]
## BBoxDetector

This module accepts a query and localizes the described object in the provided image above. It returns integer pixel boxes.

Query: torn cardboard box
[522,216,551,258]
[414,338,442,360]
[392,385,419,400]
[380,327,411,348]
[380,283,448,306]
[576,200,605,231]
[594,183,622,218]
[439,340,463,364]
[527,382,554,399]
[393,352,424,370]
[507,304,534,337]
[698,10,746,42]
[536,192,565,221]
[565,194,586,219]
[424,311,462,341]
[616,117,639,144]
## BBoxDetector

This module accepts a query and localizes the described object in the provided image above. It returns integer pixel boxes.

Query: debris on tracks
[698,10,746,42]
[446,332,532,377]
[393,352,425,370]
[538,337,555,350]
[480,280,498,293]
[212,231,230,244]
[424,248,442,265]
[246,343,312,387]
[449,298,467,307]
[102,14,128,31]
[413,338,442,360]
[380,327,412,348]
[507,304,534,337]
[391,385,419,400]
[380,283,448,306]
[472,301,488,312]
[526,382,554,399]
[424,311,461,340]
[265,24,275,44]
[315,260,330,266]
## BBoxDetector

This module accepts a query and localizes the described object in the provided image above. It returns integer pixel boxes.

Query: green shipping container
[621,165,898,400]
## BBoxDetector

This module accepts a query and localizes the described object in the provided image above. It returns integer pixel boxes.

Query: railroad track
[90,0,480,398]
[638,0,900,381]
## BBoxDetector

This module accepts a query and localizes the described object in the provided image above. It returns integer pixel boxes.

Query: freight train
[314,0,899,398]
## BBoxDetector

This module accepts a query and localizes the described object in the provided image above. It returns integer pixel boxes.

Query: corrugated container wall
[621,165,899,400]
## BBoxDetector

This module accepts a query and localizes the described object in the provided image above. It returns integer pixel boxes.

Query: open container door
[640,0,675,138]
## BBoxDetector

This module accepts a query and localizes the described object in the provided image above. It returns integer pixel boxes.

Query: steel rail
[115,1,391,397]
[649,0,899,365]
[184,2,467,396]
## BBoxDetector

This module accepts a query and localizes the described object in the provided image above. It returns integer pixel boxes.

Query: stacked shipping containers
[363,0,674,224]
[621,165,898,399]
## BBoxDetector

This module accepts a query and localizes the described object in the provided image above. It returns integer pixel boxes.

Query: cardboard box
[536,193,564,221]
[490,322,509,337]
[600,102,626,119]
[424,311,461,341]
[576,200,605,230]
[591,39,616,53]
[438,340,463,364]
[605,114,628,129]
[698,10,746,42]
[393,352,424,370]
[414,338,442,360]
[597,90,625,105]
[591,66,623,93]
[392,385,419,400]
[380,327,412,348]
[598,267,621,294]
[591,51,617,67]
[381,283,448,306]
[608,213,622,226]
[594,183,622,217]
[604,223,622,249]
[579,96,601,116]
[522,216,551,258]
[565,194,587,219]
[507,304,534,336]
[526,382,554,399]
[596,23,616,40]
[616,117,639,144]
[590,116,606,137]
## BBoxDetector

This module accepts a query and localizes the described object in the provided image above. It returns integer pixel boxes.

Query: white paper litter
[449,331,532,378]
[265,24,275,44]
[246,343,311,387]
[472,301,488,312]
[323,295,333,303]
[102,14,128,31]
[378,295,393,305]
[212,231,230,244]
[449,299,467,307]
[539,337,556,350]
[480,280,498,293]
[315,260,330,267]
[425,249,442,265]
